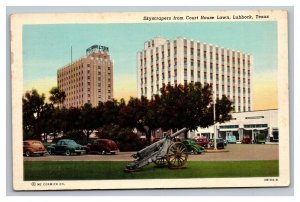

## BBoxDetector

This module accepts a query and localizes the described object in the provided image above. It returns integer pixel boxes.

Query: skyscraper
[137,37,253,112]
[57,45,113,108]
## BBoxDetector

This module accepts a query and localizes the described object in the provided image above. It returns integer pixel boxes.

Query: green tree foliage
[22,89,46,139]
[22,83,233,146]
[99,125,147,151]
[49,87,66,107]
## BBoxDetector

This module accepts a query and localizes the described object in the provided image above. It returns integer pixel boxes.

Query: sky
[23,21,278,110]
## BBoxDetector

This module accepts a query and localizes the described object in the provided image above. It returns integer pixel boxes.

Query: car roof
[95,139,113,141]
[23,140,42,142]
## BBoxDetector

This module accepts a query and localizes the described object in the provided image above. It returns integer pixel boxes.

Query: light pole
[213,92,217,150]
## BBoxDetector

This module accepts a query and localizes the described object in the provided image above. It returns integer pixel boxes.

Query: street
[24,144,278,162]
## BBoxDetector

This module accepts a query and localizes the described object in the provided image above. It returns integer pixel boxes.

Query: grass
[24,160,279,181]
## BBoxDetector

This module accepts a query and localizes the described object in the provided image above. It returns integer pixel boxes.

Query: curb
[206,149,229,153]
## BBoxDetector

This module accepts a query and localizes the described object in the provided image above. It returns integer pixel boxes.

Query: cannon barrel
[170,128,188,138]
[136,128,188,158]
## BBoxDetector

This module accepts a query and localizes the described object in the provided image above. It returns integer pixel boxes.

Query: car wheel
[65,149,71,156]
[25,150,31,157]
[48,149,52,155]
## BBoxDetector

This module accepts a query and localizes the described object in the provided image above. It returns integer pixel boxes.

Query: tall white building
[137,37,253,112]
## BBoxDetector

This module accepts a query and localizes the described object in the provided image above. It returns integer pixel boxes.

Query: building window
[191,59,194,66]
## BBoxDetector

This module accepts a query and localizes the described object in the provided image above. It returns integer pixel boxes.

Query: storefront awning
[219,128,239,132]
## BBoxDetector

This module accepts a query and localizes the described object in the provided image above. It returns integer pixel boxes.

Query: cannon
[125,128,189,171]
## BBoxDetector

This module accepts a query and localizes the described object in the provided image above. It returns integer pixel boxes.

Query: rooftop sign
[86,44,109,55]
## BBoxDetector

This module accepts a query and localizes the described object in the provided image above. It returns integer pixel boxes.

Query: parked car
[209,138,226,149]
[193,136,209,148]
[182,139,206,154]
[86,139,119,155]
[241,135,252,144]
[47,139,86,156]
[23,140,48,157]
[227,135,237,144]
[254,133,266,144]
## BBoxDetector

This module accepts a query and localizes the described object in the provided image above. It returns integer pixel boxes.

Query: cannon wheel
[154,157,168,167]
[166,142,188,168]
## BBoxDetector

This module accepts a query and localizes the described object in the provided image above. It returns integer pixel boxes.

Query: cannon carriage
[125,128,189,171]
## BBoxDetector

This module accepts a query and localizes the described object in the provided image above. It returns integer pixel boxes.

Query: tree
[118,96,152,143]
[215,95,233,123]
[22,89,46,139]
[49,87,66,108]
[154,82,232,138]
[81,103,97,142]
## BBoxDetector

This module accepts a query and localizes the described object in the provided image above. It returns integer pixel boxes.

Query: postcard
[11,10,289,190]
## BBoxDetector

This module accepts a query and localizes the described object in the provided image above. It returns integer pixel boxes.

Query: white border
[10,10,290,191]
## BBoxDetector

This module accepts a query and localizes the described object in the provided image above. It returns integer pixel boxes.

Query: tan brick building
[57,45,113,108]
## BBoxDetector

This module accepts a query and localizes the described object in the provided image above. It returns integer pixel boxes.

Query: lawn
[24,160,279,181]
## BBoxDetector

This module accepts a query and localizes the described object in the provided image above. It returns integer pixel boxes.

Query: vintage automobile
[23,140,48,157]
[241,135,252,144]
[193,136,209,148]
[208,138,226,149]
[254,133,266,144]
[47,139,86,156]
[227,135,237,144]
[85,139,119,155]
[182,139,206,154]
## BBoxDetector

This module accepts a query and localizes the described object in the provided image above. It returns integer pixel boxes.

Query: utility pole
[213,91,217,150]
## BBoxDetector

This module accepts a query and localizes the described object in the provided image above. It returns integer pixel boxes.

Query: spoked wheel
[154,157,168,167]
[166,142,188,168]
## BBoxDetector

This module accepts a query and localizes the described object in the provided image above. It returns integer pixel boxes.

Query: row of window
[141,48,251,66]
[146,39,249,58]
[58,65,111,80]
[140,55,250,67]
[141,84,250,100]
[141,72,251,86]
